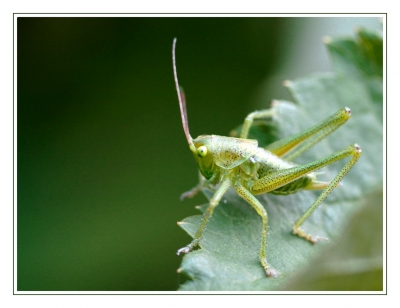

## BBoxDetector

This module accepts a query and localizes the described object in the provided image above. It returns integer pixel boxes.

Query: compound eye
[197,145,208,157]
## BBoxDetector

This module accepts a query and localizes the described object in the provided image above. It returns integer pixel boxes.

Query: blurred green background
[17,17,381,291]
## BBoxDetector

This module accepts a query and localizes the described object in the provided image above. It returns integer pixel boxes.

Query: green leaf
[177,27,383,291]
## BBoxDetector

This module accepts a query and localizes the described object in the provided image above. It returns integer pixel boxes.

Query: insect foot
[176,246,191,256]
[261,258,278,278]
[292,227,328,244]
[179,184,203,200]
[265,267,278,278]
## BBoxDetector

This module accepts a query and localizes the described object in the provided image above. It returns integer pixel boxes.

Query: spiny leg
[266,107,352,160]
[253,144,361,194]
[177,178,231,255]
[292,144,362,243]
[234,183,277,277]
[251,144,362,243]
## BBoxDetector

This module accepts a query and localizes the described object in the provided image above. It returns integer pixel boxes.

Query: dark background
[17,16,380,291]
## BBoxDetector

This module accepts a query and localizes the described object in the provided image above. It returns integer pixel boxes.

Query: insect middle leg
[234,183,277,277]
[239,104,278,139]
[252,143,362,243]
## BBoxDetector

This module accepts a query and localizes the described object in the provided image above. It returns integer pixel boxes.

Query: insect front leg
[177,178,231,255]
[252,144,362,243]
[180,172,206,200]
[234,183,277,277]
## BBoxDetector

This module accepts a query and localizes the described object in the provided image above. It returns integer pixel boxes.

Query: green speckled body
[192,135,315,196]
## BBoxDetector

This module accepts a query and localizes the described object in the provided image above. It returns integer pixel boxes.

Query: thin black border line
[13,12,15,295]
[13,12,387,295]
[13,12,388,15]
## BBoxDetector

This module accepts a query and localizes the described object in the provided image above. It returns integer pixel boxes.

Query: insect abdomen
[269,176,313,195]
[252,148,314,195]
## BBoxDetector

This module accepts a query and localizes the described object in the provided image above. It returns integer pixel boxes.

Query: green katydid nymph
[172,38,362,277]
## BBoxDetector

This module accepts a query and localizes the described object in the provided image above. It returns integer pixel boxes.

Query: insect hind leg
[292,144,362,243]
[251,143,361,244]
[266,107,351,160]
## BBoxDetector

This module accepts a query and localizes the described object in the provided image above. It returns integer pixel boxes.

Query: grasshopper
[172,38,362,277]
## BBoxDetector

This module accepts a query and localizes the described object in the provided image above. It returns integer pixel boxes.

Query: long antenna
[172,38,196,152]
